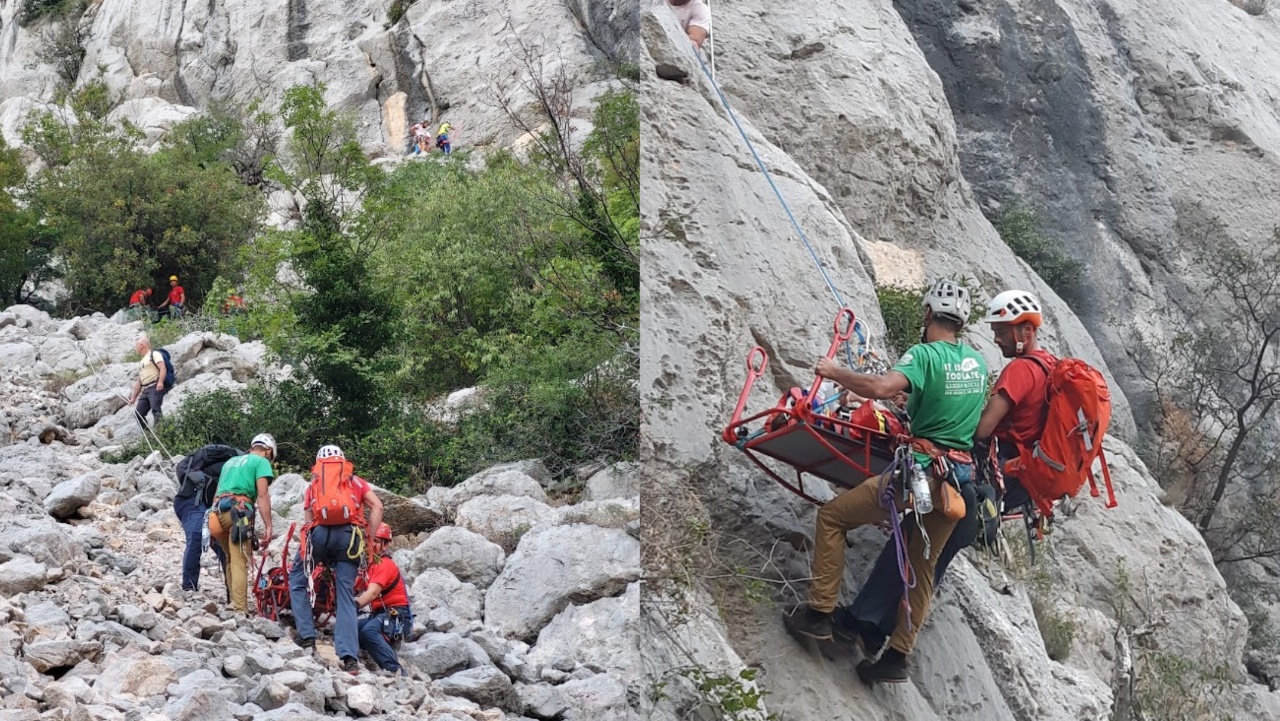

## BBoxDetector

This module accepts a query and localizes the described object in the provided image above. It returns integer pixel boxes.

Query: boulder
[177,350,259,384]
[558,673,631,720]
[36,336,88,374]
[0,555,48,596]
[454,495,558,547]
[135,470,176,501]
[434,666,519,711]
[400,632,472,677]
[44,471,102,518]
[63,390,128,430]
[555,497,639,530]
[410,568,484,631]
[0,343,38,371]
[429,464,548,514]
[583,462,639,501]
[0,516,86,565]
[23,639,100,673]
[409,525,506,587]
[527,583,639,679]
[372,486,443,535]
[484,524,640,641]
[269,474,307,513]
[345,684,378,715]
[94,654,177,698]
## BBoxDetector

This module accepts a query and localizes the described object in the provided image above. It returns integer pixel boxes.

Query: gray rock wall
[887,0,1280,427]
[0,0,626,156]
[640,1,1280,718]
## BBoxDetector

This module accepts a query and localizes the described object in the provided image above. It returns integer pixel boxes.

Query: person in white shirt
[667,0,711,49]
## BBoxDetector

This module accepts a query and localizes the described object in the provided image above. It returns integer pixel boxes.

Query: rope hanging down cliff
[686,41,884,371]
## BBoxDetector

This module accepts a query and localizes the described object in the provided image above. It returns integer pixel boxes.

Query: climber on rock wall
[665,0,711,49]
[784,279,988,684]
[834,290,1057,675]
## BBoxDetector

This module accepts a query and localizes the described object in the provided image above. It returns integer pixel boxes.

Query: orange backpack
[1008,356,1119,516]
[308,457,365,526]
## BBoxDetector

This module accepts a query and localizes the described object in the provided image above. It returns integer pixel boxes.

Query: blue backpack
[154,349,176,388]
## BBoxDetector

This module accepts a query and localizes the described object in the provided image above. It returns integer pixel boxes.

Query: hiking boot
[294,636,315,650]
[341,656,360,675]
[856,649,909,685]
[783,605,833,641]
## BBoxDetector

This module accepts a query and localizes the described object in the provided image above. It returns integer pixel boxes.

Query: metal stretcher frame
[253,522,337,625]
[720,308,902,505]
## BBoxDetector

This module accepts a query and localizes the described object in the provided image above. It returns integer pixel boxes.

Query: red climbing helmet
[374,523,393,541]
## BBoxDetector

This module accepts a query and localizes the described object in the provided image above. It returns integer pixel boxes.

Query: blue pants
[289,525,362,660]
[173,493,225,591]
[358,609,408,672]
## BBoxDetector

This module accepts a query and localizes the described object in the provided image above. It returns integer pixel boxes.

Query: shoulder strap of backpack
[1021,352,1053,377]
[380,571,402,597]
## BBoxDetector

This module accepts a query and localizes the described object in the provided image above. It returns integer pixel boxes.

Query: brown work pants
[807,471,957,655]
[213,510,254,613]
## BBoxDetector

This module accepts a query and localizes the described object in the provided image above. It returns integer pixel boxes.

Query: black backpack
[176,444,244,507]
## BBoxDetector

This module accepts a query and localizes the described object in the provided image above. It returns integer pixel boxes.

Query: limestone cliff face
[887,0,1280,428]
[640,0,1280,717]
[0,0,634,155]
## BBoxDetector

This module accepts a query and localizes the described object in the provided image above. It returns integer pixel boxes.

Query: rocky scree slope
[0,0,638,157]
[640,4,1280,719]
[0,304,641,720]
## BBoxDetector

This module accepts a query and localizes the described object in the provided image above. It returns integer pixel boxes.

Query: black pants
[135,383,168,429]
[837,481,980,652]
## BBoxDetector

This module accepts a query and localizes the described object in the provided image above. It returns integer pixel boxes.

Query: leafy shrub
[875,285,926,358]
[17,0,85,27]
[0,136,61,306]
[875,281,985,358]
[22,97,263,313]
[1030,593,1076,661]
[994,206,1082,299]
[31,16,87,90]
[388,0,415,24]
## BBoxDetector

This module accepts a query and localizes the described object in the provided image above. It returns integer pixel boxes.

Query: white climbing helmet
[922,279,972,325]
[251,433,277,461]
[316,444,344,461]
[983,290,1043,328]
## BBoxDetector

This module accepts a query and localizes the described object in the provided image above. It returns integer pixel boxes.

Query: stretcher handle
[803,308,858,416]
[722,346,770,444]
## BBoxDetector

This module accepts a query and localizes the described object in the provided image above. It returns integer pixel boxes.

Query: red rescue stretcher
[253,523,338,626]
[720,308,907,505]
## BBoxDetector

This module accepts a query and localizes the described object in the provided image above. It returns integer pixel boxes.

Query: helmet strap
[1014,325,1029,355]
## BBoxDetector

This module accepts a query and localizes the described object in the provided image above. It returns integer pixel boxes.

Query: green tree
[22,94,263,312]
[165,100,280,188]
[0,136,61,305]
[994,206,1082,299]
[249,83,399,431]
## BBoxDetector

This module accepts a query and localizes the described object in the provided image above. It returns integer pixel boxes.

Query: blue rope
[687,44,863,366]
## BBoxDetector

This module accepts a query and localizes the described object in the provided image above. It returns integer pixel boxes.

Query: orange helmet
[374,523,393,541]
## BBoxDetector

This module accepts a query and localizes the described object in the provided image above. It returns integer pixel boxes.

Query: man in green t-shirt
[209,433,277,613]
[785,279,988,684]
